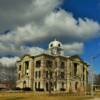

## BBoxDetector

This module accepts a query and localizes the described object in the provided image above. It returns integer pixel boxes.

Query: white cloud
[45,10,100,40]
[0,42,46,57]
[63,42,84,56]
[0,0,100,67]
[0,42,83,67]
[0,0,61,31]
[0,57,19,67]
[0,46,46,67]
[0,9,100,46]
[27,47,46,56]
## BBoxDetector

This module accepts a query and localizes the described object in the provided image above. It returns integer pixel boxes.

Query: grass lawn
[95,91,100,98]
[0,92,94,100]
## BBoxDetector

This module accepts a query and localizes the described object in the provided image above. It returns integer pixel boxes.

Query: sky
[61,0,100,73]
[0,0,100,73]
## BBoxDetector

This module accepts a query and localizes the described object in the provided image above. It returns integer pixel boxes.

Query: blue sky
[61,0,100,73]
[62,0,100,22]
[0,0,100,73]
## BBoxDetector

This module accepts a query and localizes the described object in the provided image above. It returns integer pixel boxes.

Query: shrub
[22,87,32,91]
[14,87,21,90]
[60,88,66,91]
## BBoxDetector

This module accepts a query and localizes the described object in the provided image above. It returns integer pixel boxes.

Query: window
[50,44,53,47]
[36,60,41,68]
[61,62,65,69]
[26,73,28,76]
[50,82,53,88]
[25,61,29,69]
[46,71,48,78]
[19,65,21,71]
[18,73,20,80]
[39,71,41,78]
[83,67,85,81]
[46,82,49,91]
[62,82,64,88]
[75,82,78,90]
[35,71,41,79]
[46,71,52,79]
[46,60,52,68]
[74,63,77,76]
[35,82,37,89]
[58,43,61,47]
[86,71,88,83]
[50,72,52,79]
[55,72,57,79]
[24,61,29,74]
[38,82,40,89]
[55,82,57,89]
[61,72,64,79]
[35,71,37,78]
[55,61,57,68]
[23,81,26,88]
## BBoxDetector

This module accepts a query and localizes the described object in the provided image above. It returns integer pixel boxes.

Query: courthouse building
[16,39,89,93]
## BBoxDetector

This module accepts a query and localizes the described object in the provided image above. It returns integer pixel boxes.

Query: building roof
[16,53,89,67]
[70,55,89,66]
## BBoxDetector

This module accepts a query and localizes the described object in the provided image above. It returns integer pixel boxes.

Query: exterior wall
[16,55,34,90]
[53,57,67,92]
[33,55,45,91]
[67,57,88,94]
[16,54,88,94]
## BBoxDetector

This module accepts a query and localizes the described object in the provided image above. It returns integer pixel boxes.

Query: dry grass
[95,91,100,97]
[0,92,93,100]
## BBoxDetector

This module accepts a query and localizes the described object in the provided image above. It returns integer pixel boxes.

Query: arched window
[38,82,40,89]
[23,81,26,88]
[58,43,61,47]
[75,82,78,90]
[46,82,49,91]
[50,44,53,47]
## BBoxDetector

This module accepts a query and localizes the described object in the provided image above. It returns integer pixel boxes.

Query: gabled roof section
[34,53,55,58]
[70,55,82,60]
[19,54,34,61]
[70,55,89,66]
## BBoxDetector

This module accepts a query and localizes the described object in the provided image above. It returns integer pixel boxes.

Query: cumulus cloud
[0,46,45,67]
[27,47,46,56]
[0,42,46,57]
[0,10,100,46]
[0,57,19,67]
[0,42,83,67]
[0,0,100,67]
[63,42,84,56]
[0,0,61,31]
[45,10,100,41]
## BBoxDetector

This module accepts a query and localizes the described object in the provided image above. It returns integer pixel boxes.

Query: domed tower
[48,39,64,56]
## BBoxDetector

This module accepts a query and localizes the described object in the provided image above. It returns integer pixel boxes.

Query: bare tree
[94,74,100,85]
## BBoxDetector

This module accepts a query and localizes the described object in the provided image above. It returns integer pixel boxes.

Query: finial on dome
[54,38,56,41]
